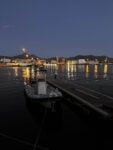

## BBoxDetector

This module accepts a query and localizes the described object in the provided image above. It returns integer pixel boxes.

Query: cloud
[3,25,10,28]
[0,25,13,32]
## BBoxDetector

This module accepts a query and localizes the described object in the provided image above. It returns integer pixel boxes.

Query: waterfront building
[66,60,77,65]
[0,58,11,63]
[88,60,99,64]
[77,59,86,64]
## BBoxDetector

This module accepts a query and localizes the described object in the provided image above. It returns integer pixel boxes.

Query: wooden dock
[47,76,113,119]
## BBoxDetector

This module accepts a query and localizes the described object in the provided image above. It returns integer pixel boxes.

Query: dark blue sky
[0,0,113,57]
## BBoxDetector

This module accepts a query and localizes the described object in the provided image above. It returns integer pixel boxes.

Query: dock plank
[47,77,113,118]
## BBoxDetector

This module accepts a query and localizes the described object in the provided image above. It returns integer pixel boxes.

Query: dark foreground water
[0,67,113,150]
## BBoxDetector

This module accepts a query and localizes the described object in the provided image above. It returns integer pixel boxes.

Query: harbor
[0,0,113,149]
[0,65,113,149]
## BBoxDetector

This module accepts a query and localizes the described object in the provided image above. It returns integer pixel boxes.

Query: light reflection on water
[10,64,113,81]
[45,64,113,80]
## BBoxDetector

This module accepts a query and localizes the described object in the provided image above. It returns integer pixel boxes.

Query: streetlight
[25,54,29,58]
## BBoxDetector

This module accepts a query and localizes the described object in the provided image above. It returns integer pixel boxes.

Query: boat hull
[24,88,62,109]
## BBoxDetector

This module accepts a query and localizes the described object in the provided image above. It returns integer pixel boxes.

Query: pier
[47,76,113,120]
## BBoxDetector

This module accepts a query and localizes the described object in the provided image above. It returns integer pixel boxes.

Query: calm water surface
[0,65,113,149]
[46,64,113,80]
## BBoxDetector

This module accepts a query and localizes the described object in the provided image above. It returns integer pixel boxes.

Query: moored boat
[24,65,63,110]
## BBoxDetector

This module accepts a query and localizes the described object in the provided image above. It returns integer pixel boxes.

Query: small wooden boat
[24,65,63,110]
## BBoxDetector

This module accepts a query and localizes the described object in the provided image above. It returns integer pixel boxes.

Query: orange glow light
[26,54,29,58]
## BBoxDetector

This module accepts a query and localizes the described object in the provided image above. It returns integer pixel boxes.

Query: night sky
[0,0,113,58]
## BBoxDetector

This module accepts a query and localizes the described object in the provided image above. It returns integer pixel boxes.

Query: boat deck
[24,82,62,100]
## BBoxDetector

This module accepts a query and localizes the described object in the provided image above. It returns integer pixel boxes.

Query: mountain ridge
[0,54,113,61]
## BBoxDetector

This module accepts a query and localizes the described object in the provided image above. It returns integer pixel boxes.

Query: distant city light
[26,54,29,58]
[21,48,26,53]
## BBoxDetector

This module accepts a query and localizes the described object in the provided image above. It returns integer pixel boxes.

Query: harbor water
[0,64,113,149]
